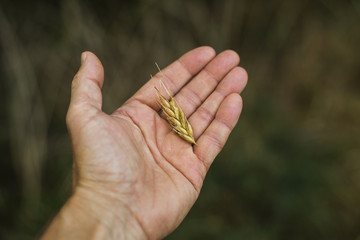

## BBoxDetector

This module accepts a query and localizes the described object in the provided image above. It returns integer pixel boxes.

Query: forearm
[41,187,146,240]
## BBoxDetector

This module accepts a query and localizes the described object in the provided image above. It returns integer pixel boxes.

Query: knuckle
[197,106,214,123]
[205,130,225,151]
[183,87,202,109]
[71,74,81,91]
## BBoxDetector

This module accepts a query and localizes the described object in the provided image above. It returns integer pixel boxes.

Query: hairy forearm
[41,187,146,240]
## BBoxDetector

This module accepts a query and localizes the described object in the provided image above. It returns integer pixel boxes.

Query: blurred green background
[1,0,360,239]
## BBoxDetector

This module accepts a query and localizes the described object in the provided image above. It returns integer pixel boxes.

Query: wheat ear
[153,65,196,145]
[155,86,196,144]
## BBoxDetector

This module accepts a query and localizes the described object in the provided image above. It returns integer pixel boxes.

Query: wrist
[42,184,147,240]
[72,185,147,239]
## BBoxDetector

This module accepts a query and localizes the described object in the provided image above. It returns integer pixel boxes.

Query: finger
[68,51,104,113]
[174,50,240,117]
[194,94,243,170]
[127,46,216,110]
[189,67,247,139]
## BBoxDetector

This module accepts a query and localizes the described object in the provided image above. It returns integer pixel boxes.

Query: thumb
[68,51,104,115]
[66,51,104,130]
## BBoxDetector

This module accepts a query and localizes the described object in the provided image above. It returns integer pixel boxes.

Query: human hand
[42,47,247,239]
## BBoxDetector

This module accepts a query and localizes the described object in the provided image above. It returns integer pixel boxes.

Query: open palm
[66,47,247,239]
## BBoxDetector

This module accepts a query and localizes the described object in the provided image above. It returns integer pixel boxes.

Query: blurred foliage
[1,0,360,239]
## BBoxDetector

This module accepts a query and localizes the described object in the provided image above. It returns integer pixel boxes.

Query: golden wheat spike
[153,66,196,145]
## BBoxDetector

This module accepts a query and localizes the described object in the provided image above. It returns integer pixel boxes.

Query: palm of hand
[67,47,247,239]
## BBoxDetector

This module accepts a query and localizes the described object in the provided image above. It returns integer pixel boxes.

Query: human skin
[41,46,247,239]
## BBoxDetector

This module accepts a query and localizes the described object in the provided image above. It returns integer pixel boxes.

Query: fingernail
[81,52,87,65]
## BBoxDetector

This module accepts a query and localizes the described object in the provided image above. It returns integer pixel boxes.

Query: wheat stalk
[153,65,196,145]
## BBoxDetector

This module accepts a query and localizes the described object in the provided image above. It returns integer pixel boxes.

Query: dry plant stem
[155,86,196,145]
